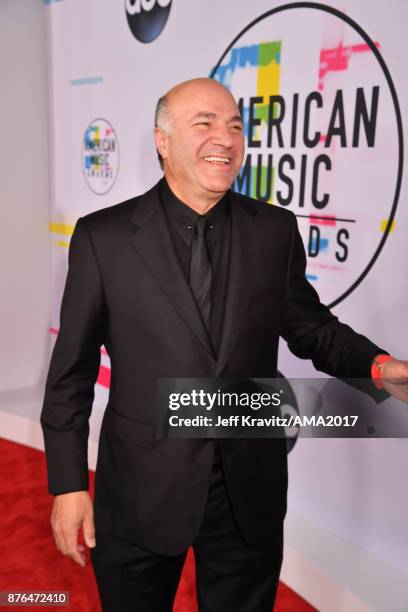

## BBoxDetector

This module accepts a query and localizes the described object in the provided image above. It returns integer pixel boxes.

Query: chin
[203,178,234,195]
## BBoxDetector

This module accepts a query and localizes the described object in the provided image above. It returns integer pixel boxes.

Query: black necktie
[189,216,212,330]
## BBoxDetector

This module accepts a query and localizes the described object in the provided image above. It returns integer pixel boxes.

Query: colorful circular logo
[82,118,119,195]
[125,0,172,43]
[211,3,402,307]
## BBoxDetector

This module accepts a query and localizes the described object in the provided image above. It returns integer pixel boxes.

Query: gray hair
[154,94,172,169]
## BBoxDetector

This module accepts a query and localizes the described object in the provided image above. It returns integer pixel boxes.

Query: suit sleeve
[41,218,106,495]
[280,215,387,380]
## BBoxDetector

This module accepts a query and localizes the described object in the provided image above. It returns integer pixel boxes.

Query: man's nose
[211,123,234,148]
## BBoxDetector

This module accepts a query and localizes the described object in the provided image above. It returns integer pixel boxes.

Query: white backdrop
[0,0,50,393]
[41,0,408,609]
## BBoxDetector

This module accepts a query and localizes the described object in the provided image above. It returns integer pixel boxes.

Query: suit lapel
[215,193,261,377]
[130,181,215,359]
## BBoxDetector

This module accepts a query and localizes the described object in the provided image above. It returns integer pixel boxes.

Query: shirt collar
[160,177,230,247]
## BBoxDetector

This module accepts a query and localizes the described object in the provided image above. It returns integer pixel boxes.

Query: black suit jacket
[41,180,383,555]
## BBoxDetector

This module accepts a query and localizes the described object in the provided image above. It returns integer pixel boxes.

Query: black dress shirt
[159,178,231,356]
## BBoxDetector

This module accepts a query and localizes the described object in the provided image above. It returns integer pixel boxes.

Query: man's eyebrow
[191,112,217,121]
[190,112,243,123]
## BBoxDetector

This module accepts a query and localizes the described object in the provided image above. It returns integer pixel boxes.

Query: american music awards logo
[125,0,172,43]
[211,3,402,308]
[82,118,119,195]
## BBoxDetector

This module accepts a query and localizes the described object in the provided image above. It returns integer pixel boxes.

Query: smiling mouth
[203,155,231,165]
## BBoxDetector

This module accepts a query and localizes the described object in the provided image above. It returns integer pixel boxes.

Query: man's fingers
[61,529,86,566]
[57,525,75,555]
[82,513,96,548]
[52,527,63,553]
[50,491,94,565]
[51,517,67,554]
[68,548,86,567]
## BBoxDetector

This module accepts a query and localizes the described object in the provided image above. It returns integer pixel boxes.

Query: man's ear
[154,127,168,161]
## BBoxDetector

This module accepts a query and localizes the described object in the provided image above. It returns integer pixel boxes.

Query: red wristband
[371,354,393,390]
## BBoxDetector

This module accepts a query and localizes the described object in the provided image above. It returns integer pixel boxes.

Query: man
[41,78,407,611]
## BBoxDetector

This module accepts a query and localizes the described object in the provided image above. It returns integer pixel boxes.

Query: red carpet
[0,438,315,611]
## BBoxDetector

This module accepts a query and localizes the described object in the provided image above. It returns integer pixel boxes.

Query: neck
[164,174,225,215]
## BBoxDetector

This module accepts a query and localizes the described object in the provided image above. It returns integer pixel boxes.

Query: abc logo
[125,0,172,43]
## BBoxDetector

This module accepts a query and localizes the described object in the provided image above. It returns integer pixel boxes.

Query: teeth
[204,156,230,164]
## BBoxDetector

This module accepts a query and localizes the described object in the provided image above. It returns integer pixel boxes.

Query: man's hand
[381,358,408,404]
[51,491,95,567]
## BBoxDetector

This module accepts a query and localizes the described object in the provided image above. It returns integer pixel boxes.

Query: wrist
[371,354,393,390]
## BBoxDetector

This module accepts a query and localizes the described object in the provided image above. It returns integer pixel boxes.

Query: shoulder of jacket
[78,181,160,231]
[230,190,296,223]
[79,196,138,228]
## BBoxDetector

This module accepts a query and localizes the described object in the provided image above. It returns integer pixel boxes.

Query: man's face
[155,80,245,204]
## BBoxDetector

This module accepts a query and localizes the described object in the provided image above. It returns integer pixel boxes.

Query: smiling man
[154,79,245,213]
[41,78,408,612]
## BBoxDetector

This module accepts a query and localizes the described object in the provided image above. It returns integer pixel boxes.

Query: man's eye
[195,121,209,126]
[232,124,243,131]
